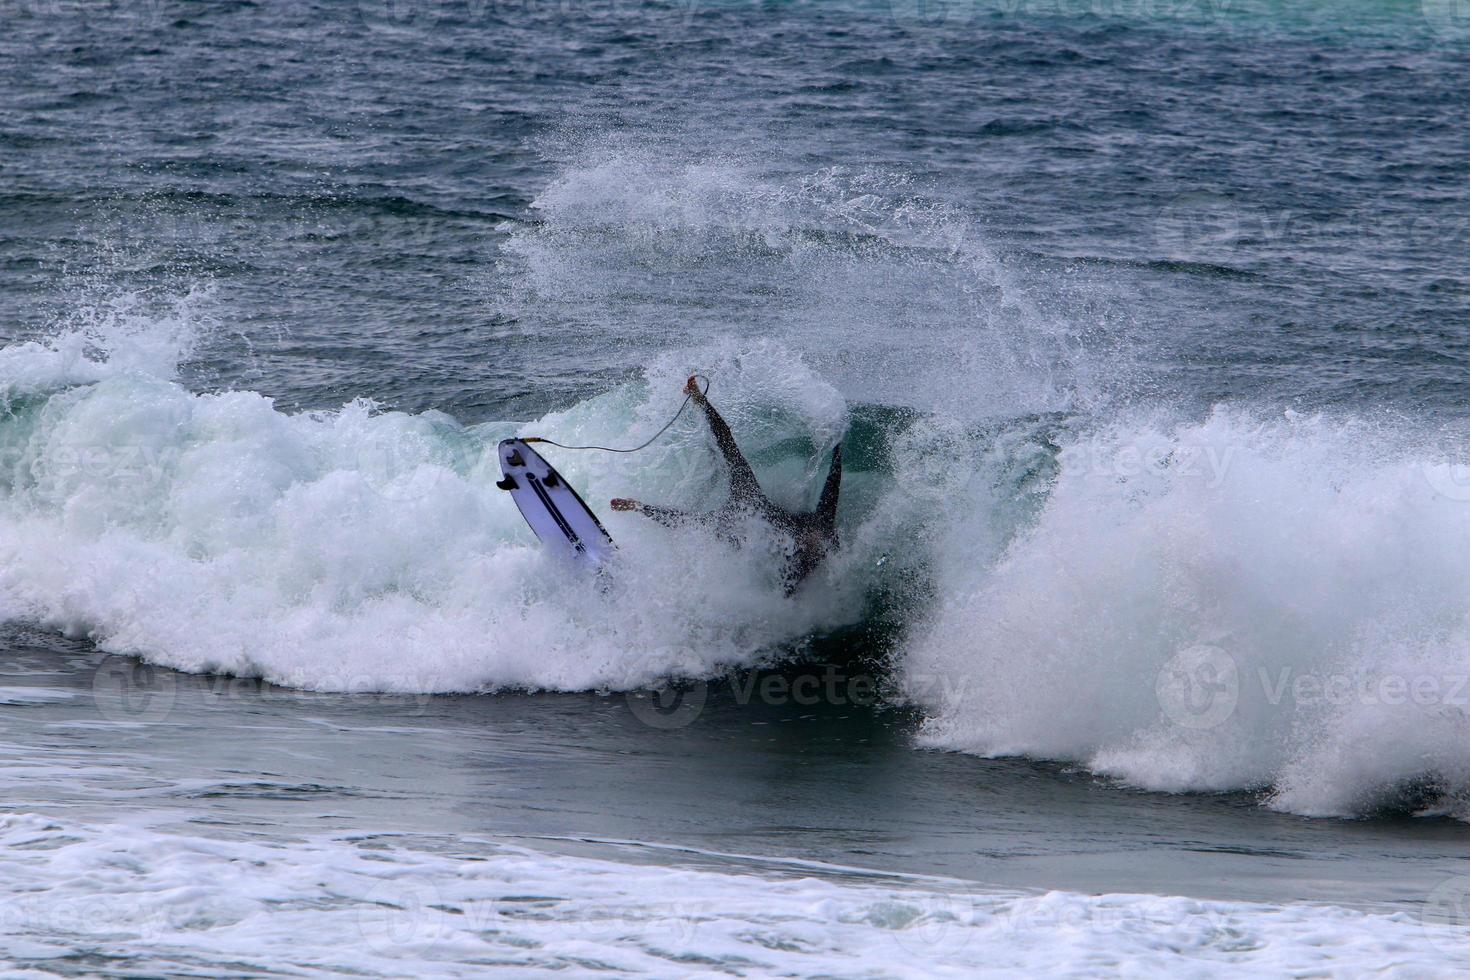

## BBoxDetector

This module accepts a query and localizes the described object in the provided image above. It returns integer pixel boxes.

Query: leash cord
[524,375,710,453]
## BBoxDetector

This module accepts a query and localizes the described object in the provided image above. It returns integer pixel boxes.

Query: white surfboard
[496,438,615,564]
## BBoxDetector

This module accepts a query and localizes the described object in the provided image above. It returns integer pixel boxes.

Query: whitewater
[4,810,1468,978]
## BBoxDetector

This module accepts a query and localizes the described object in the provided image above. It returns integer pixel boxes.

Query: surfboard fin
[497,437,615,564]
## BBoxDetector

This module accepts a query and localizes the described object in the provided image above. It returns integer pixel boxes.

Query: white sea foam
[576,137,1470,821]
[502,132,1125,420]
[0,311,870,694]
[0,289,203,408]
[1,810,1465,978]
[905,407,1470,819]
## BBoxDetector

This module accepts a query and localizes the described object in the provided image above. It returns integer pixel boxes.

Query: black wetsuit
[636,396,842,592]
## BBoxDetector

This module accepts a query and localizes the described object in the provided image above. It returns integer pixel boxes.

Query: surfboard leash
[523,375,711,454]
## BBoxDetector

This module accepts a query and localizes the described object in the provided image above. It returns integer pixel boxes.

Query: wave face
[902,408,1470,819]
[9,234,1470,823]
[7,129,1470,821]
[0,139,1096,697]
[0,296,905,693]
[20,292,1470,821]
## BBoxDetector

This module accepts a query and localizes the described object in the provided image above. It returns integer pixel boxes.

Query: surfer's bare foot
[610,498,638,511]
[684,375,704,401]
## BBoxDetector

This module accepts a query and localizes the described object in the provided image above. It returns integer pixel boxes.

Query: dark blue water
[6,1,1469,416]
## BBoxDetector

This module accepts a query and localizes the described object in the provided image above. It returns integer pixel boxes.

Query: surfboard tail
[497,439,615,564]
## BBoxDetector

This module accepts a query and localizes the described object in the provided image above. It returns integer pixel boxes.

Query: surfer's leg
[817,443,842,532]
[693,391,766,507]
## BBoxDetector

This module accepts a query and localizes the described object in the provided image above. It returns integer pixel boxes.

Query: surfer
[611,376,842,592]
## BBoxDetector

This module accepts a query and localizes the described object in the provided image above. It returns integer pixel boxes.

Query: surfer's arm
[686,377,764,506]
[611,498,707,529]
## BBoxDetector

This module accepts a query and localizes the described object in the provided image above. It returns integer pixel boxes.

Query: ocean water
[5,0,1470,975]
